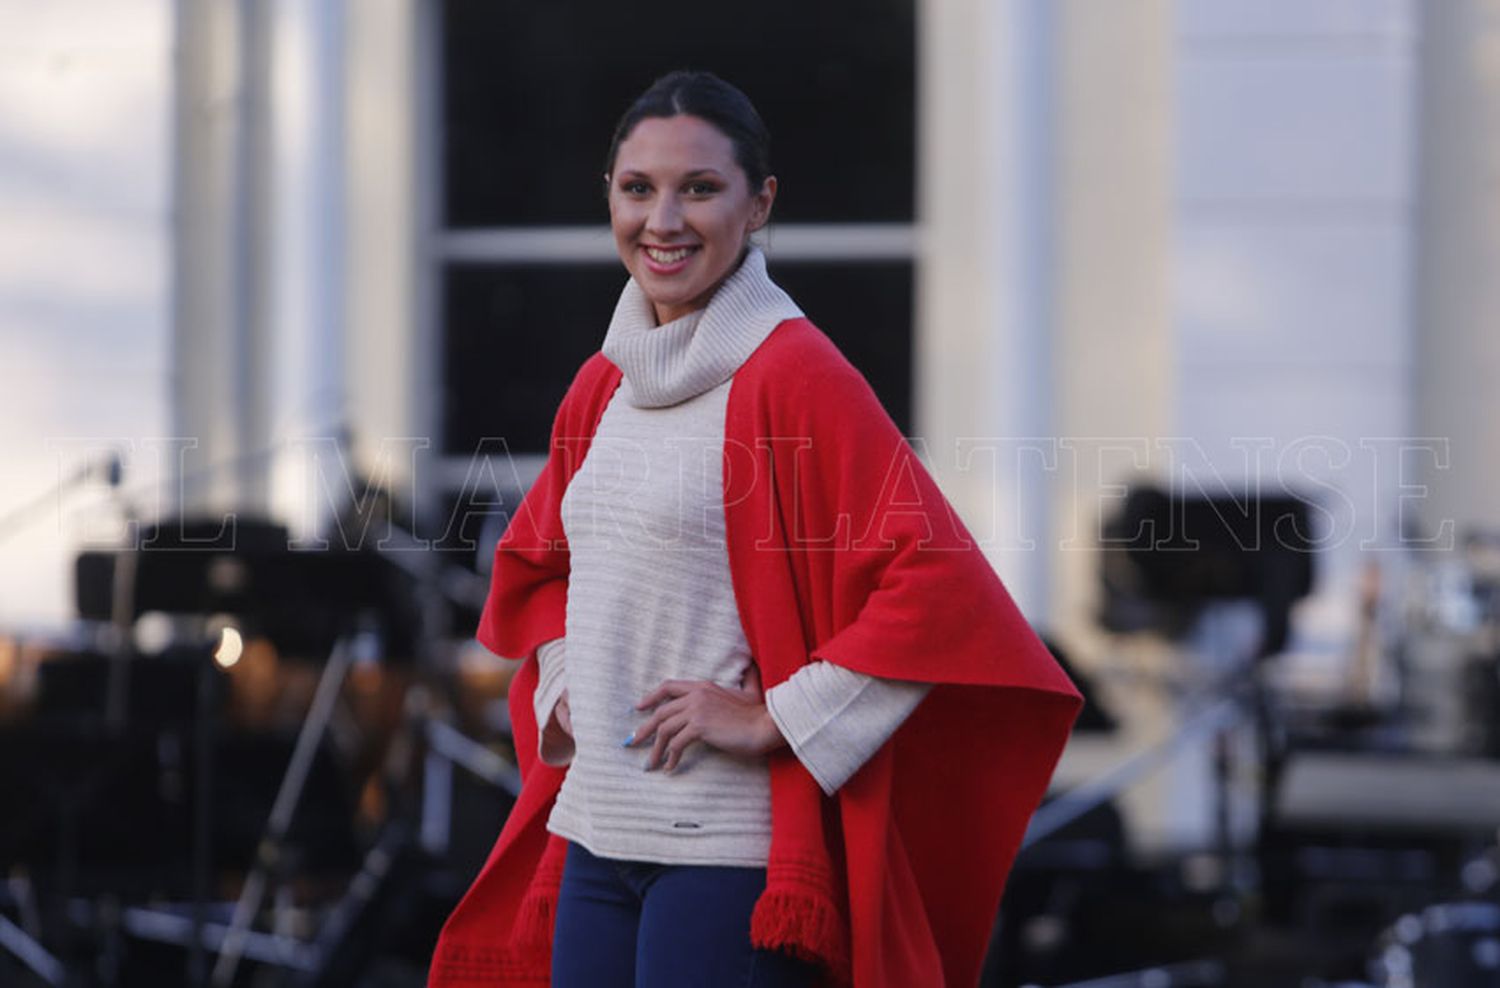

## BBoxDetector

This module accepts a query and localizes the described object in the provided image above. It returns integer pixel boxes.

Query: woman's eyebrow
[615,168,726,180]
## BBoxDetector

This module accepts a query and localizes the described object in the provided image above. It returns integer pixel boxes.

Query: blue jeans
[551,840,821,988]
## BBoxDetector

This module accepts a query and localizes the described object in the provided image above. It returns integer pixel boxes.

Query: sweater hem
[545,820,773,868]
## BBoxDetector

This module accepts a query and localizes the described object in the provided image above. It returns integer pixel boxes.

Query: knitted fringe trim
[750,888,851,987]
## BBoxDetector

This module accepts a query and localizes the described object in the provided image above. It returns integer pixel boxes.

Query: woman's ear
[748,175,777,232]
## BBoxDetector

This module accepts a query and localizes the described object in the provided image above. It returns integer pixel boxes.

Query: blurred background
[2,0,1499,985]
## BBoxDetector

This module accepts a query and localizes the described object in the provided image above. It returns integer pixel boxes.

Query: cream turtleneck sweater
[531,244,930,866]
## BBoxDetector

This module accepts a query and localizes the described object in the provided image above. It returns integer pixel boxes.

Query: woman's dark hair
[603,70,772,192]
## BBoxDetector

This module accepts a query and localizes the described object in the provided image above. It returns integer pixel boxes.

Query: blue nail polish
[620,735,633,747]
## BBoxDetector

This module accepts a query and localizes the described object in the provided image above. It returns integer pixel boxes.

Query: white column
[1413,0,1500,539]
[1049,0,1174,653]
[1047,0,1176,854]
[171,0,252,518]
[344,0,427,530]
[263,0,347,545]
[916,0,1056,620]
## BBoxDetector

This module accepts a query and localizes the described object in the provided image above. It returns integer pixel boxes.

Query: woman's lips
[641,244,700,275]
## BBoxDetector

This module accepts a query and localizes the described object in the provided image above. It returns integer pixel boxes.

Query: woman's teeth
[645,246,695,263]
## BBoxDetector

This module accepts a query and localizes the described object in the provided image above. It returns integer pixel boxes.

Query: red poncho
[429,317,1082,987]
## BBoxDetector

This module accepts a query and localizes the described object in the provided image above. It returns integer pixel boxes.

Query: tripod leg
[211,637,354,987]
[0,914,64,986]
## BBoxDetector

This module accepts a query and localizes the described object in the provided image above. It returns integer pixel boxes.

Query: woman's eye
[622,181,650,196]
[686,182,718,196]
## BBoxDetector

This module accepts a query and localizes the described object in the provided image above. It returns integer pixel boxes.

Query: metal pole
[211,637,353,987]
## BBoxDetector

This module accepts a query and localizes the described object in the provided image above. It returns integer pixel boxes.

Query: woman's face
[608,114,776,325]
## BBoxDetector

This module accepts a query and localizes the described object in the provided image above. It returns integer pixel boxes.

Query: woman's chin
[643,287,709,323]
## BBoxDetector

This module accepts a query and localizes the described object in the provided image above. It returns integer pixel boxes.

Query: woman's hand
[541,688,574,761]
[625,664,786,773]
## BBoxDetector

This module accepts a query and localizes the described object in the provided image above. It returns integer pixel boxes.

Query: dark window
[441,262,913,456]
[770,262,913,434]
[442,0,916,227]
[443,263,626,456]
[437,0,916,457]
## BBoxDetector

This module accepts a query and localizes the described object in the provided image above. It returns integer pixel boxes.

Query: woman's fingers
[646,712,695,772]
[627,694,689,751]
[635,679,695,711]
[630,689,714,771]
[626,675,775,772]
[661,721,702,773]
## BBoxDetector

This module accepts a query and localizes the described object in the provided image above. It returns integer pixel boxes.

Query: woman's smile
[640,242,702,274]
[608,114,775,325]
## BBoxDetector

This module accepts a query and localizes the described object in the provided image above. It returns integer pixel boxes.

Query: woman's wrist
[757,702,788,754]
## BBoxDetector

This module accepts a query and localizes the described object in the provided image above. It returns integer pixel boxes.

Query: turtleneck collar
[600,243,804,408]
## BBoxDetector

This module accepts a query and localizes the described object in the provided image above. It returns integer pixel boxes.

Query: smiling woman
[606,113,776,324]
[429,70,1081,988]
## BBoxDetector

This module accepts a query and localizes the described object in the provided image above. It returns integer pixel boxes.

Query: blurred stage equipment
[1099,485,1317,660]
[1,514,454,986]
[989,485,1320,985]
[1251,535,1500,984]
[1092,493,1500,984]
[1370,901,1500,988]
[1099,485,1318,857]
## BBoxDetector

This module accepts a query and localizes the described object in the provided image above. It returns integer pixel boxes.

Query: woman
[430,71,1082,988]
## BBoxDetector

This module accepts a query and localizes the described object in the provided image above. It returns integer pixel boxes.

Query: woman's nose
[646,194,684,235]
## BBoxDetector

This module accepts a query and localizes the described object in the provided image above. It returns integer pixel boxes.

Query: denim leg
[552,842,640,988]
[634,863,819,988]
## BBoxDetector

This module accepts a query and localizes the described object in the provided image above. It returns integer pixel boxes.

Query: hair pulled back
[603,70,772,192]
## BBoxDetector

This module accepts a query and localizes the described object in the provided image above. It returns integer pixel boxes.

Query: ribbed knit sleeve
[764,662,932,796]
[533,636,573,767]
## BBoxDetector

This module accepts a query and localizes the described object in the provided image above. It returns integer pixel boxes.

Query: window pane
[442,0,915,226]
[441,260,912,455]
[768,261,914,434]
[442,263,626,456]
